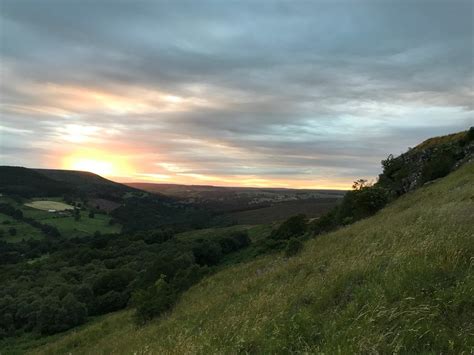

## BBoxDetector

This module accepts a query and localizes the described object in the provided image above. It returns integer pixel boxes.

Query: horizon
[1,1,473,189]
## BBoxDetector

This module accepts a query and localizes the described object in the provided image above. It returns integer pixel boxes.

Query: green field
[1,198,122,240]
[40,211,121,238]
[0,213,44,243]
[25,163,474,354]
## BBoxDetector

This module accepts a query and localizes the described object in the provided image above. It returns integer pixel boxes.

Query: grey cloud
[1,0,473,185]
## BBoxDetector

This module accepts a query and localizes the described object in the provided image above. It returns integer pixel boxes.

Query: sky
[0,0,473,189]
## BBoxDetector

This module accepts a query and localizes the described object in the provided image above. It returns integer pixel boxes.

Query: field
[25,163,474,354]
[40,211,121,238]
[212,198,340,225]
[24,200,74,211]
[0,197,122,240]
[129,182,345,219]
[0,213,44,243]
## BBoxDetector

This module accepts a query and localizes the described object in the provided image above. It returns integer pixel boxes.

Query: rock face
[378,128,474,196]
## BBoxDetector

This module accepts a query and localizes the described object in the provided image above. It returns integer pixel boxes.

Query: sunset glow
[62,150,134,178]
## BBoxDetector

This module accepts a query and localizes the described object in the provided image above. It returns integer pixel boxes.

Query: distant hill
[127,182,345,199]
[127,182,345,224]
[0,166,73,197]
[36,169,139,197]
[0,167,197,232]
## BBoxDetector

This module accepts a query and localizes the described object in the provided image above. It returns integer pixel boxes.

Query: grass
[413,131,468,151]
[24,200,74,211]
[34,211,121,238]
[21,163,474,353]
[213,198,340,225]
[0,213,44,243]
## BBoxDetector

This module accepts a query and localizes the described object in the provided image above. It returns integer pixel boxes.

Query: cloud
[0,0,473,188]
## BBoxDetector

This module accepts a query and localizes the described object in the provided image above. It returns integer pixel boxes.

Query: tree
[132,275,175,324]
[192,240,222,266]
[271,214,307,240]
[62,293,87,327]
[352,179,369,190]
[95,291,129,314]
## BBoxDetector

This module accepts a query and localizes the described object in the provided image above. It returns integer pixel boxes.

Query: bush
[218,231,251,253]
[132,275,175,325]
[337,186,389,223]
[192,240,222,266]
[92,269,134,296]
[468,126,474,141]
[310,209,338,235]
[95,291,129,314]
[38,294,87,335]
[285,238,303,257]
[420,151,456,184]
[271,214,307,240]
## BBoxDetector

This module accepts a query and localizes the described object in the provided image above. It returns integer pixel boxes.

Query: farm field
[0,197,122,240]
[212,198,340,225]
[24,200,74,211]
[0,213,44,243]
[38,211,121,238]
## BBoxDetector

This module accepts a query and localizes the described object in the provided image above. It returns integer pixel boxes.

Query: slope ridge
[30,162,474,354]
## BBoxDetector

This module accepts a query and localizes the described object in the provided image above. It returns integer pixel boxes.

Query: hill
[0,167,73,197]
[36,169,138,197]
[0,167,205,235]
[128,183,345,224]
[25,161,474,353]
[0,166,139,199]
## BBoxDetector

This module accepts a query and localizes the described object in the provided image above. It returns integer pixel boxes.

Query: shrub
[285,238,303,257]
[468,126,474,141]
[92,269,134,296]
[420,151,457,184]
[271,214,307,240]
[95,291,129,314]
[192,240,222,266]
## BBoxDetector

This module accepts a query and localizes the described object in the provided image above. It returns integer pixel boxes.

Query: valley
[0,129,473,354]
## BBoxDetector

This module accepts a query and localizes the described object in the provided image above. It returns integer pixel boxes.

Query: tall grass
[26,163,474,354]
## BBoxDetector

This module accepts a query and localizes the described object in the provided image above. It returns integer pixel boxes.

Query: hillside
[128,183,345,224]
[0,166,139,199]
[36,169,138,196]
[0,167,204,235]
[0,167,73,197]
[27,162,474,354]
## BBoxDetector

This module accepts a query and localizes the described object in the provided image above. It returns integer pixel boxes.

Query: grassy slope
[29,163,474,354]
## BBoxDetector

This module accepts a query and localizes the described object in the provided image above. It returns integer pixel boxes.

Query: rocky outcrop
[378,128,474,195]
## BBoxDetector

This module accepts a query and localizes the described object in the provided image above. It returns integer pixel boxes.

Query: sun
[62,149,133,177]
[69,158,114,176]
